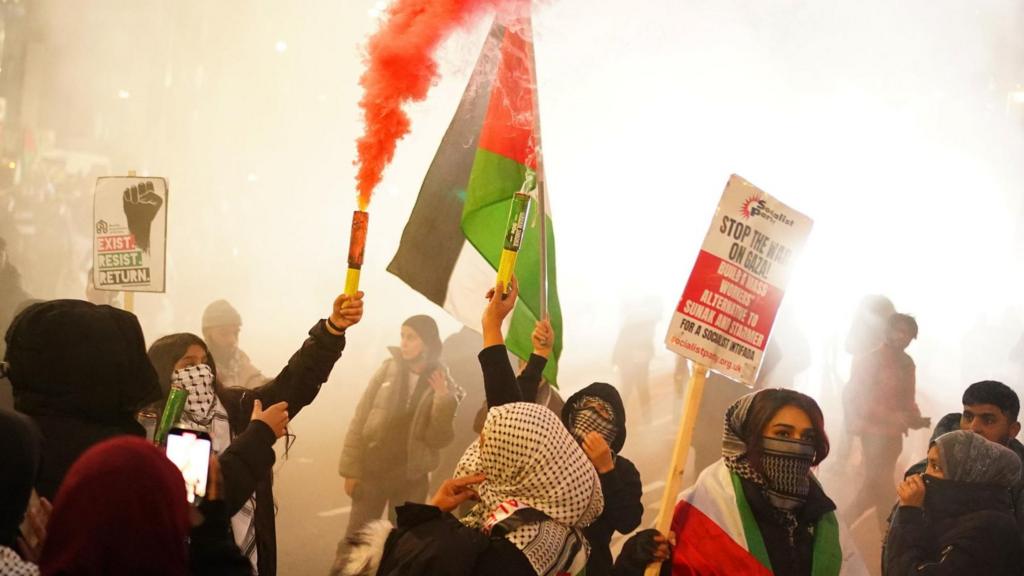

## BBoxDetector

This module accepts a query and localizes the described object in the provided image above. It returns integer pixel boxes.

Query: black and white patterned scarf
[173,364,217,426]
[455,402,604,576]
[172,364,258,571]
[568,396,618,449]
[722,391,816,543]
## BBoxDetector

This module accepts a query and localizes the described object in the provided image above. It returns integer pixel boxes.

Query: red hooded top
[39,436,190,576]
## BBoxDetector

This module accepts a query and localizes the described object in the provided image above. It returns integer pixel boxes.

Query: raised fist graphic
[122,181,163,253]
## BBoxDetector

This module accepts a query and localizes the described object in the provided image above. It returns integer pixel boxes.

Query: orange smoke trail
[354,0,527,210]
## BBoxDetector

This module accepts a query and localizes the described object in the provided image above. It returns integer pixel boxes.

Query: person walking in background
[843,313,930,531]
[202,299,268,390]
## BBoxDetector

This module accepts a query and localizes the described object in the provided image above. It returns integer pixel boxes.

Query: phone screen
[165,428,211,504]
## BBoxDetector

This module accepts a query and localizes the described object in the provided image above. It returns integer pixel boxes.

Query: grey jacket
[339,349,462,480]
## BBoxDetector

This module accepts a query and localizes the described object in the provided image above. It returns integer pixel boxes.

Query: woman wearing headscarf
[333,314,463,572]
[340,401,604,576]
[148,291,364,576]
[884,430,1023,575]
[616,389,866,576]
[477,278,643,576]
[0,408,43,576]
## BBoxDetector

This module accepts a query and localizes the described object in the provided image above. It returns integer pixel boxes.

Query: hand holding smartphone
[165,428,212,504]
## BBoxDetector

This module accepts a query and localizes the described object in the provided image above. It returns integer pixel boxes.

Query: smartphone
[165,427,212,504]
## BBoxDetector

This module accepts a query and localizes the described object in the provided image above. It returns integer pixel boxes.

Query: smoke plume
[355,0,527,210]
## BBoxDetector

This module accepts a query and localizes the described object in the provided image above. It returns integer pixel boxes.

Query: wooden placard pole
[121,170,138,313]
[644,363,709,576]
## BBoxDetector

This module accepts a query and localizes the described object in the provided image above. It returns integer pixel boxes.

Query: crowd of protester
[3,257,1024,576]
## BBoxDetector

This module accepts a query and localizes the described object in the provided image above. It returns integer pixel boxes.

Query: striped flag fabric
[669,461,868,575]
[387,14,562,383]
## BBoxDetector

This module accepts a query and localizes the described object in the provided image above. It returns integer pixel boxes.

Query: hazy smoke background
[4,0,1023,572]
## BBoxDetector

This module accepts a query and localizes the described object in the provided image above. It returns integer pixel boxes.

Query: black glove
[614,529,672,575]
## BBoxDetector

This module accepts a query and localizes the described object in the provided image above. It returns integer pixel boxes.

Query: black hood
[4,299,161,424]
[561,382,627,453]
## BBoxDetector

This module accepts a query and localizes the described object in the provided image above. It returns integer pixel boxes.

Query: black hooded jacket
[562,383,644,576]
[899,412,1024,556]
[477,346,644,576]
[3,300,161,499]
[884,477,1023,576]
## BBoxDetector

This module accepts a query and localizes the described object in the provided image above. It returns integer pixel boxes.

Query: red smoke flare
[355,0,527,210]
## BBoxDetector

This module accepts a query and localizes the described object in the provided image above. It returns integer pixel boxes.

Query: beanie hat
[202,300,242,329]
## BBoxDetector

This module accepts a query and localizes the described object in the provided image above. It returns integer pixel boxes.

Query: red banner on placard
[676,250,784,351]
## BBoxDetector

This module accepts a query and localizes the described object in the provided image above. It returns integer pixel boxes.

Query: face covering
[570,396,618,448]
[759,436,816,512]
[171,364,216,426]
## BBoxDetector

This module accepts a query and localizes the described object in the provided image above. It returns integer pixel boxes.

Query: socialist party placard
[666,175,812,385]
[93,176,168,293]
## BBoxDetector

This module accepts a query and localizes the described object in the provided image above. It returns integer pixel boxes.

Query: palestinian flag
[387,14,562,383]
[669,461,868,575]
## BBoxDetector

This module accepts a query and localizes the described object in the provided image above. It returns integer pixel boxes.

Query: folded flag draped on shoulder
[388,14,562,384]
[669,460,867,575]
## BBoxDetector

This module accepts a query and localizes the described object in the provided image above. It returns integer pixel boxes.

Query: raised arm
[479,278,524,408]
[239,291,364,420]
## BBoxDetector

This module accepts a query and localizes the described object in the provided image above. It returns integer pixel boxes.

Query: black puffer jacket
[562,383,644,576]
[884,477,1023,576]
[3,300,161,499]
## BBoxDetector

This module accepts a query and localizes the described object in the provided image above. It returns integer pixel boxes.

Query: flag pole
[524,8,547,320]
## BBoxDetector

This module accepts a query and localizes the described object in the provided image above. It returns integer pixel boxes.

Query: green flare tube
[154,386,186,446]
[495,192,532,295]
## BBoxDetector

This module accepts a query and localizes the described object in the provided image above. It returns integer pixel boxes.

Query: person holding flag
[615,389,867,576]
[478,276,644,576]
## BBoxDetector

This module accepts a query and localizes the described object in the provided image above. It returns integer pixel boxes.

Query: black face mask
[922,474,1013,521]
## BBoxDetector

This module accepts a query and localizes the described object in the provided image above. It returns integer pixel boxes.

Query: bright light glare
[117,89,130,99]
[1011,91,1024,104]
[275,40,288,53]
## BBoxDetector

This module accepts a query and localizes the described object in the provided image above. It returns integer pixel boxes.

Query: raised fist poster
[92,176,168,293]
[666,175,812,386]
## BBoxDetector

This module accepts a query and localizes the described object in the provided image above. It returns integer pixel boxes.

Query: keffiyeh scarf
[722,391,816,543]
[455,402,604,576]
[568,396,618,449]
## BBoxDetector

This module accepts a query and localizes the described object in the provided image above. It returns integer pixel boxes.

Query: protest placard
[93,176,168,293]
